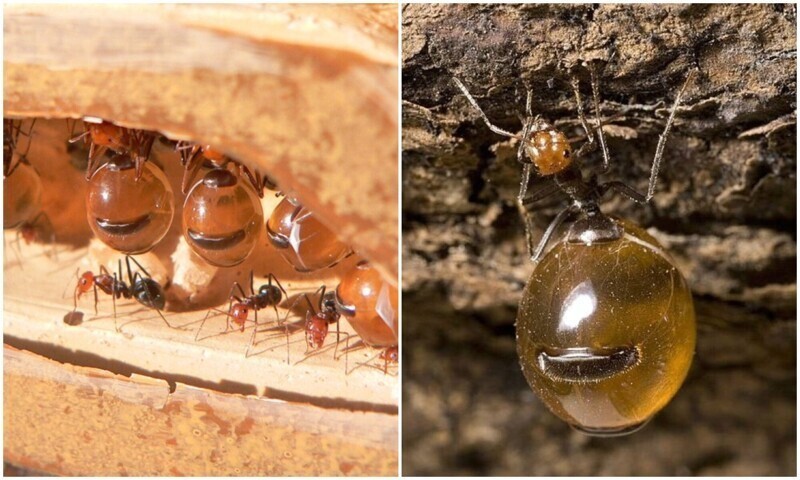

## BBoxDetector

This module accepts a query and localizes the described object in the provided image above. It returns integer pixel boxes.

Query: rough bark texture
[402,4,796,476]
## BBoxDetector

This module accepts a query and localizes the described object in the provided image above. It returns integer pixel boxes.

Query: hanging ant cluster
[4,116,397,374]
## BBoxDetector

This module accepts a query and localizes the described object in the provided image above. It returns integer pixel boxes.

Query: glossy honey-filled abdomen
[182,169,263,267]
[3,162,42,229]
[335,261,398,347]
[266,197,351,273]
[516,221,695,435]
[85,155,174,254]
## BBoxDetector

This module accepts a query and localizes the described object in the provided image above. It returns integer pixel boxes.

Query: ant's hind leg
[646,69,697,201]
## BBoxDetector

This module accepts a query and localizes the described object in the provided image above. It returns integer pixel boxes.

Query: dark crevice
[4,337,397,415]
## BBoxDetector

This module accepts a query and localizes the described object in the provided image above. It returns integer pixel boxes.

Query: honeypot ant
[177,141,269,198]
[453,63,696,261]
[69,118,156,180]
[3,119,58,261]
[72,255,179,331]
[194,271,287,357]
[455,62,698,435]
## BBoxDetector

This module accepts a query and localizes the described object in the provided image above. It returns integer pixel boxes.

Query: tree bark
[402,4,796,476]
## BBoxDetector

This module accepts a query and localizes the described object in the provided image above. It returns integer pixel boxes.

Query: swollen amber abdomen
[516,221,695,436]
[266,197,351,272]
[85,154,174,254]
[336,261,398,347]
[3,162,42,229]
[182,169,263,267]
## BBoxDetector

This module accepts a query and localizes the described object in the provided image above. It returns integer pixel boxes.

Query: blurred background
[401,3,796,475]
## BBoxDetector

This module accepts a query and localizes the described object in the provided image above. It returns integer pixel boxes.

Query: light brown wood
[3,4,399,475]
[3,3,399,281]
[4,346,397,476]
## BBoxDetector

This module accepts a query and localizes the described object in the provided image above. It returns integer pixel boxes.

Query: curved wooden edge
[3,3,399,284]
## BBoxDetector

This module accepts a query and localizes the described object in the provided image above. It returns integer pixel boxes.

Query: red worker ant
[194,271,287,357]
[71,255,178,331]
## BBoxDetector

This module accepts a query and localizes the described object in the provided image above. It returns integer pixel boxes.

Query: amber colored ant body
[266,196,353,273]
[177,142,269,197]
[179,142,267,266]
[454,62,697,436]
[334,261,398,373]
[72,255,177,331]
[69,119,156,181]
[3,119,57,260]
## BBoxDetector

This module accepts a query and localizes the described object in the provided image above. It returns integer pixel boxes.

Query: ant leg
[525,88,533,118]
[522,180,560,207]
[244,308,260,357]
[647,69,696,201]
[195,308,214,342]
[72,268,81,312]
[112,271,119,332]
[601,181,647,204]
[452,78,521,139]
[181,149,204,194]
[93,282,99,316]
[240,164,264,198]
[85,144,107,180]
[587,62,611,171]
[267,273,289,305]
[531,206,578,263]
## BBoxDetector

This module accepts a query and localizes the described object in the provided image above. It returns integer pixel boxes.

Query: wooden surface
[3,3,399,282]
[4,346,397,476]
[4,116,398,402]
[3,4,399,474]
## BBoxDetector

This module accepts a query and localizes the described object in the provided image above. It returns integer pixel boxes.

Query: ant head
[525,125,573,176]
[381,346,398,363]
[88,121,126,148]
[78,272,94,292]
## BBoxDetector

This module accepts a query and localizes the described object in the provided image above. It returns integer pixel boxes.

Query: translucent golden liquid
[182,175,263,267]
[4,162,42,229]
[516,222,695,435]
[266,197,350,273]
[336,262,398,347]
[85,160,174,254]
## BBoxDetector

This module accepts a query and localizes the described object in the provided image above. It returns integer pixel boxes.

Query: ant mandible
[72,255,179,332]
[454,62,697,436]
